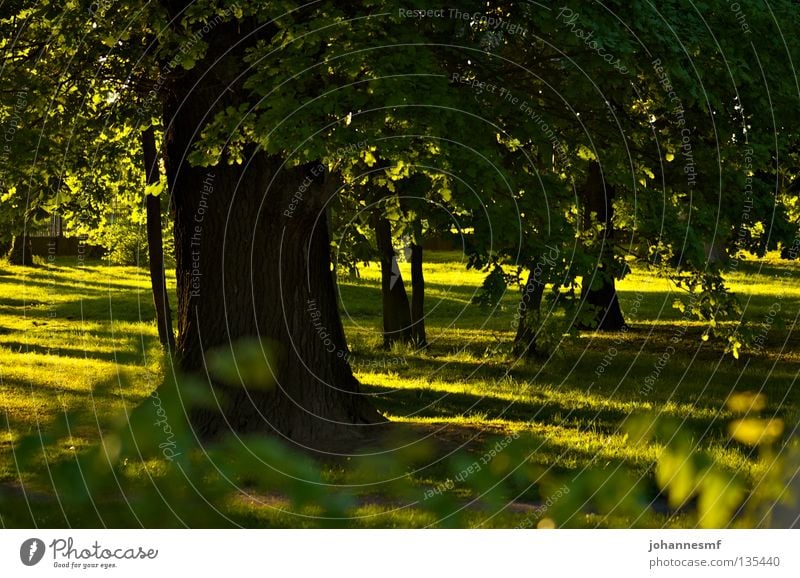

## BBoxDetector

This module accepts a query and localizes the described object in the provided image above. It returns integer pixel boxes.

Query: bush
[65,196,174,267]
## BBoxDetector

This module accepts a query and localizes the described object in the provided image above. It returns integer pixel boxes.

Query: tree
[5,0,503,443]
[5,0,798,452]
[158,26,382,441]
[453,0,800,349]
[409,240,427,346]
[372,212,413,348]
[330,179,432,350]
[7,233,34,266]
[512,268,545,356]
[369,185,432,349]
[579,161,626,331]
[141,125,175,350]
[156,0,540,440]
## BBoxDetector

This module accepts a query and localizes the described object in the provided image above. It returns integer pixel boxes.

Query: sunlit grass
[0,257,168,490]
[0,251,798,527]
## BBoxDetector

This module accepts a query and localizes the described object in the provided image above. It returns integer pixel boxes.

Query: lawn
[1,252,798,528]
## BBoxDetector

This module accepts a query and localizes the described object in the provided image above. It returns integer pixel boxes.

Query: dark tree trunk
[580,161,626,331]
[7,234,34,266]
[142,126,176,351]
[583,273,625,330]
[513,268,546,356]
[409,243,427,347]
[0,238,12,257]
[160,14,384,446]
[372,214,412,349]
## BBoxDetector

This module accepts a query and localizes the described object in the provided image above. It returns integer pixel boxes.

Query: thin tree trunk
[142,125,176,351]
[161,21,385,444]
[513,268,545,356]
[580,161,626,331]
[372,214,412,348]
[409,242,427,347]
[7,234,34,266]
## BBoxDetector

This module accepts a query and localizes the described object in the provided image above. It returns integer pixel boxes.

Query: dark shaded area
[7,234,34,266]
[410,242,427,347]
[513,268,545,357]
[372,214,412,348]
[580,161,626,331]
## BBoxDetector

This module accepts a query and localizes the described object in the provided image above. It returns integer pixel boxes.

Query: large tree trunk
[372,215,412,349]
[513,268,545,356]
[142,126,176,351]
[409,243,427,347]
[7,234,34,266]
[580,161,626,331]
[583,271,625,330]
[161,14,384,446]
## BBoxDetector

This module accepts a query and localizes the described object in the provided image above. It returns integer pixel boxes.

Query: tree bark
[160,17,384,445]
[7,234,34,266]
[142,126,176,351]
[513,268,545,356]
[580,161,626,331]
[409,243,427,347]
[372,214,412,348]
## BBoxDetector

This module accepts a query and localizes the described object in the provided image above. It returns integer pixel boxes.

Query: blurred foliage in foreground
[1,348,796,529]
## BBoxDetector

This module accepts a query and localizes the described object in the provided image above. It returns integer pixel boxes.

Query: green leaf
[655,448,697,508]
[207,338,278,390]
[144,181,165,197]
[697,468,745,528]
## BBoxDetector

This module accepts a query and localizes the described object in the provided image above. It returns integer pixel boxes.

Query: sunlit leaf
[207,338,278,390]
[729,418,784,446]
[726,392,767,414]
[697,468,745,528]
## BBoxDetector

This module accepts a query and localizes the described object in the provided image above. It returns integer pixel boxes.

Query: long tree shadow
[0,339,152,365]
[338,278,483,319]
[362,380,729,439]
[0,293,160,324]
[0,273,151,295]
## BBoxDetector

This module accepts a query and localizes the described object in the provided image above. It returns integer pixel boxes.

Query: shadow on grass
[0,339,151,366]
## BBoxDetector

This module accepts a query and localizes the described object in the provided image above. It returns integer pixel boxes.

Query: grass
[0,251,798,528]
[0,258,164,483]
[348,252,799,474]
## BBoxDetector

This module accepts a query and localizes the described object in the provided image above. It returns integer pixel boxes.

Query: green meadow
[1,252,798,527]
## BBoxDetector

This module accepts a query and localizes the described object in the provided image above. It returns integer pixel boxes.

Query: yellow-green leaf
[698,468,744,528]
[655,449,697,508]
[729,418,783,446]
[726,392,767,414]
